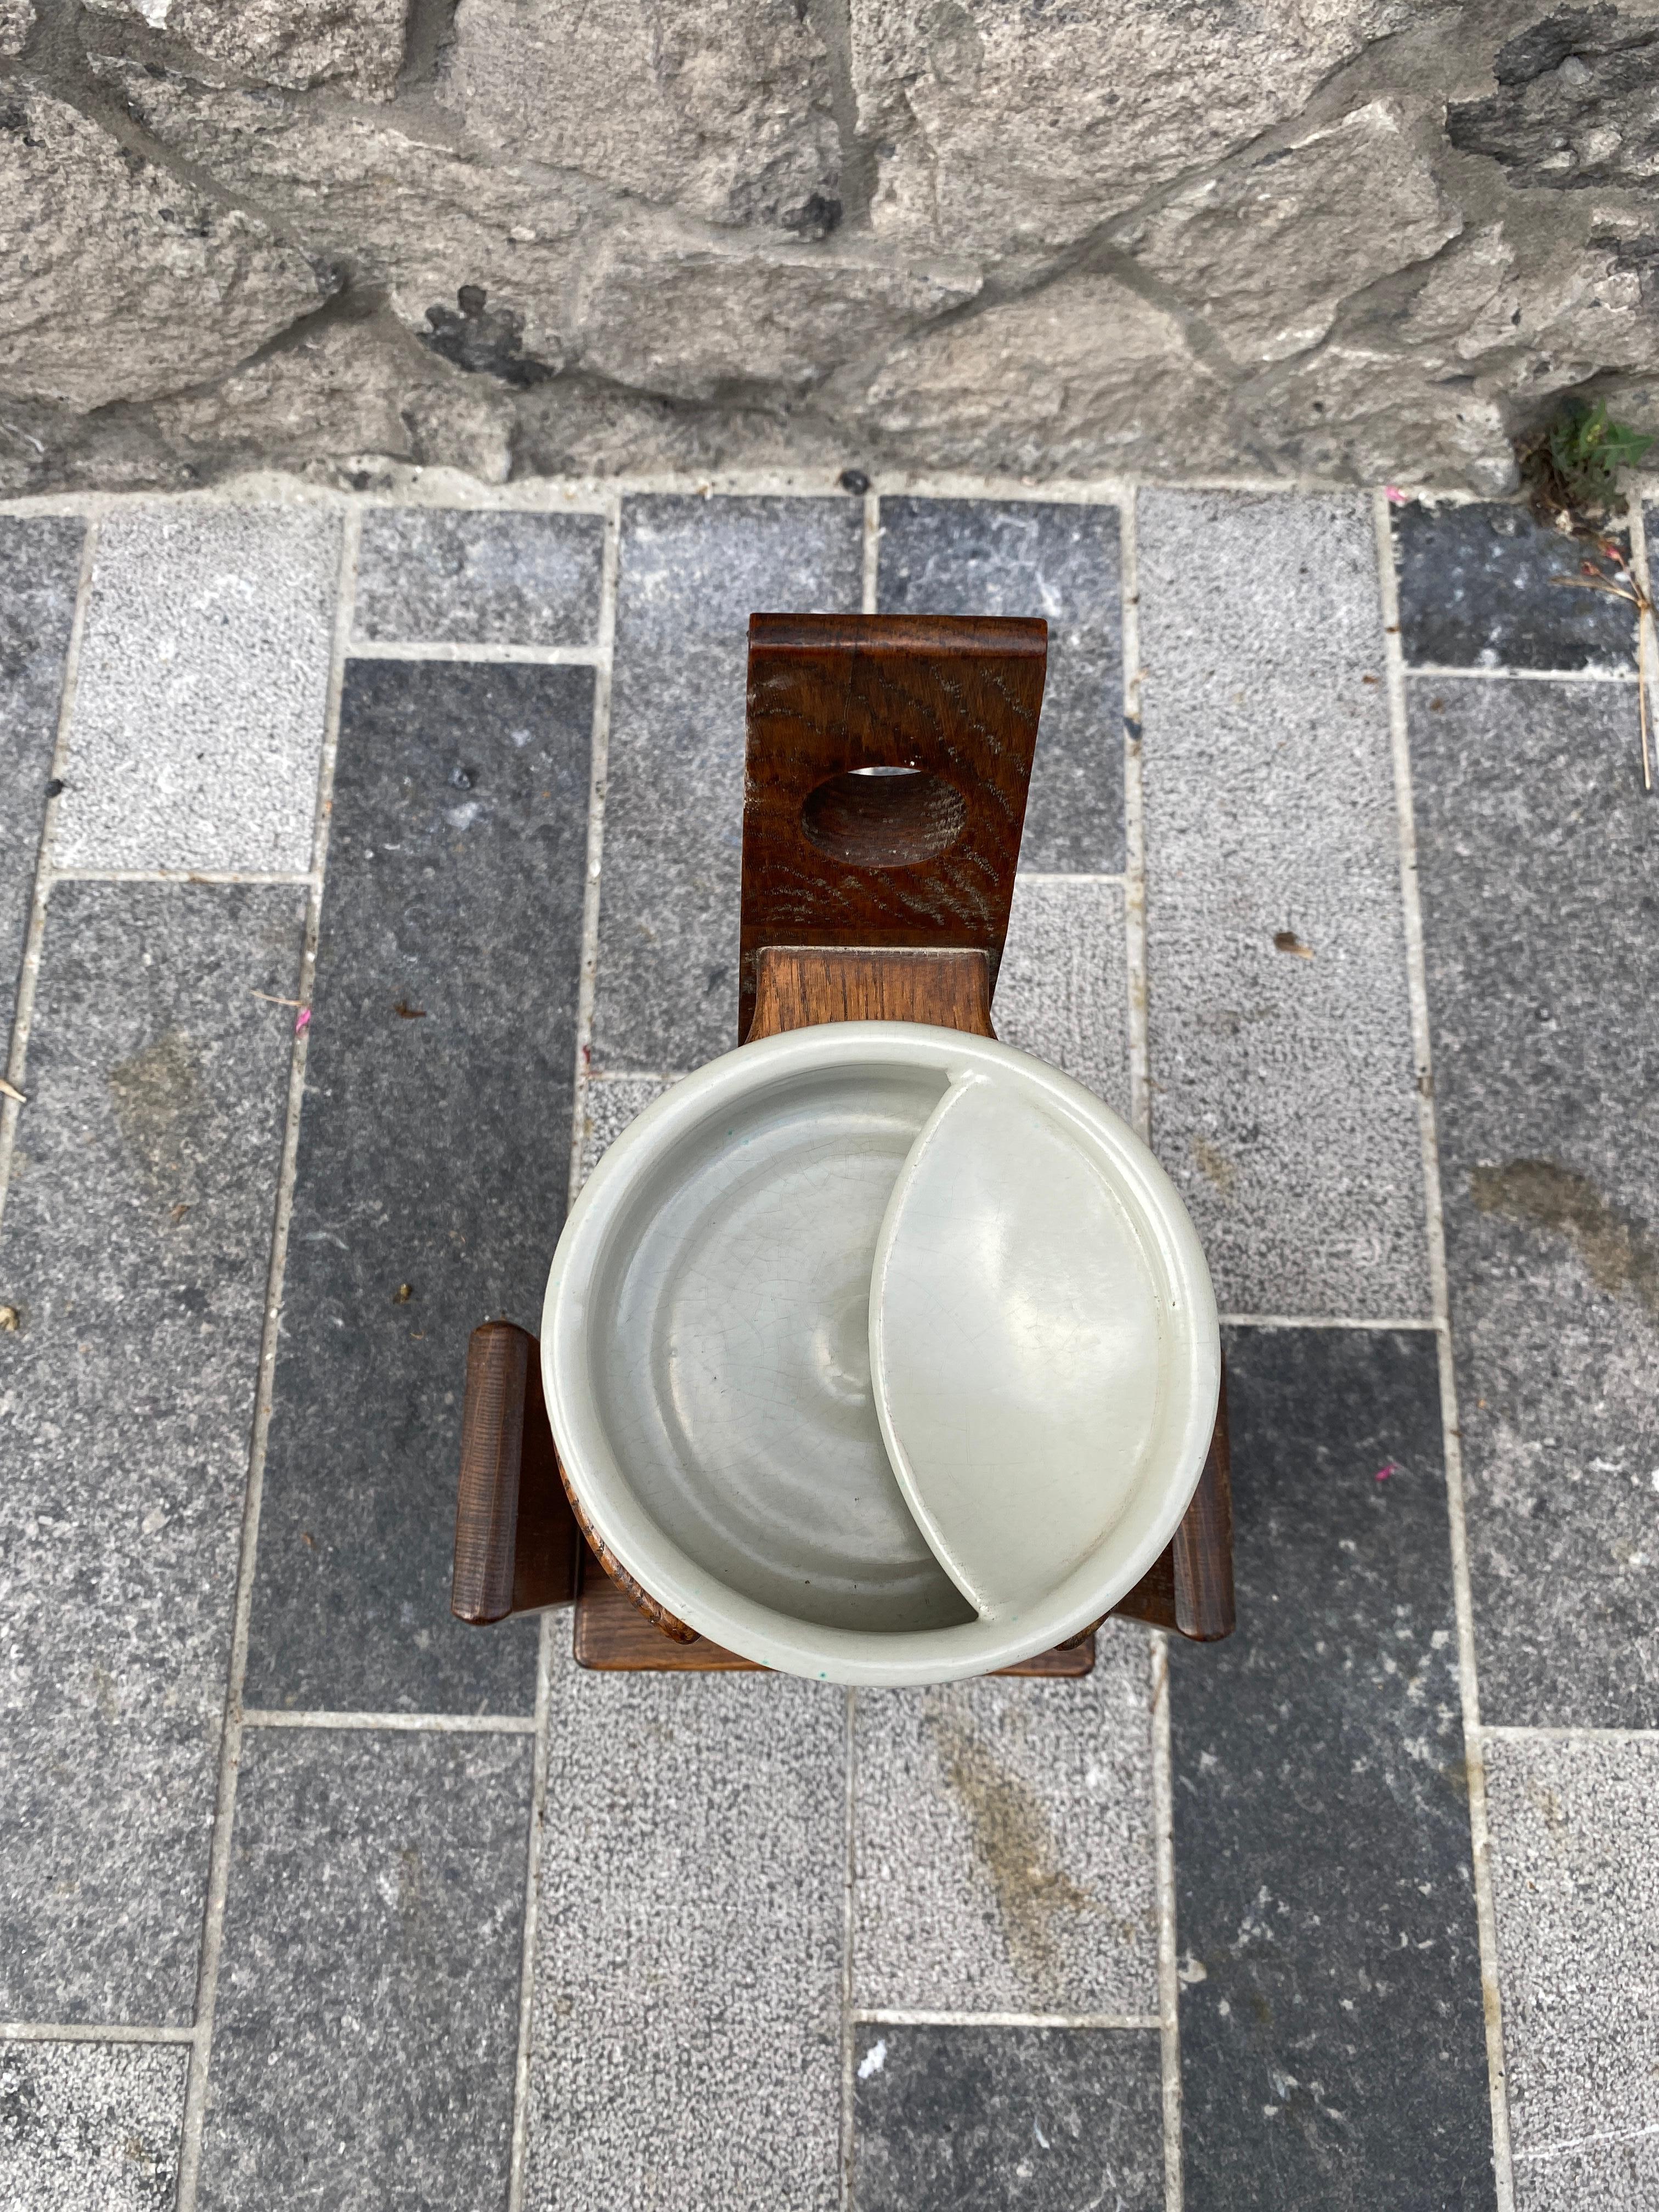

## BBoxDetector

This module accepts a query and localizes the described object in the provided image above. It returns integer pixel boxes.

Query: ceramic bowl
[543,1023,1219,1685]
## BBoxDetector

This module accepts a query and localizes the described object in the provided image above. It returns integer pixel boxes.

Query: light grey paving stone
[1138,488,1429,1319]
[526,1642,844,2210]
[876,495,1125,873]
[0,2039,189,2212]
[591,493,864,1072]
[196,1728,531,2212]
[54,506,340,873]
[1485,1735,1659,2210]
[352,506,606,645]
[1,516,81,1025]
[577,1069,675,1188]
[1410,678,1659,1726]
[0,883,303,2021]
[992,875,1130,1117]
[851,1623,1157,2015]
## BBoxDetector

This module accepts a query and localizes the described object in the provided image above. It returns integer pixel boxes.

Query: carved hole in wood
[799,766,968,868]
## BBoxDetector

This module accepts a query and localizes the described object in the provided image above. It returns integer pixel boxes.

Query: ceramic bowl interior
[544,1024,1219,1685]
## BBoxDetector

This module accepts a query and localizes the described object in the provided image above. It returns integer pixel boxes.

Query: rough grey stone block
[851,1626,1156,2016]
[1392,501,1638,673]
[1485,1734,1659,2211]
[1171,1326,1494,2212]
[993,876,1129,1118]
[875,496,1125,873]
[578,1070,674,1188]
[353,507,606,646]
[1410,676,1659,1726]
[245,659,592,1717]
[196,1727,531,2211]
[1,516,80,1020]
[526,1643,844,2210]
[0,88,329,417]
[850,2024,1163,2212]
[0,2040,189,2211]
[1138,488,1429,1319]
[94,0,409,97]
[0,883,304,2021]
[56,508,340,874]
[591,494,863,1072]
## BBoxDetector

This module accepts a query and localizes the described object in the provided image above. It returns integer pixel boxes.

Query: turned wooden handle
[452,1321,581,1623]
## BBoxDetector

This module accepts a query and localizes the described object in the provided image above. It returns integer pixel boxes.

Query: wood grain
[452,1321,579,1623]
[739,613,1046,1042]
[747,944,996,1041]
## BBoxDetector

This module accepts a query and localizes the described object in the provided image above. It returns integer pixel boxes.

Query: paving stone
[352,506,606,647]
[992,876,1129,1118]
[850,2023,1162,2212]
[1410,677,1659,1726]
[1392,500,1637,673]
[526,1641,844,2209]
[852,1626,1156,2015]
[1170,1325,1494,2212]
[196,1726,530,2211]
[1138,488,1429,1319]
[0,517,80,1026]
[54,507,340,874]
[0,883,303,2021]
[577,1069,674,1188]
[0,2040,189,2211]
[1484,1734,1659,2211]
[591,494,864,1072]
[876,497,1124,873]
[245,659,592,1716]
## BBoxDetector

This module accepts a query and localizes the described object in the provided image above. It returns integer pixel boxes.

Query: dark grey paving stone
[591,493,863,1071]
[526,1642,843,2209]
[0,883,303,2021]
[196,1727,530,2212]
[1171,1325,1494,2212]
[1484,1735,1659,2210]
[1,516,81,1028]
[245,660,592,1716]
[876,497,1124,873]
[850,2024,1162,2212]
[353,506,606,646]
[1410,677,1659,1726]
[1,2040,188,2211]
[1391,500,1637,672]
[1138,489,1430,1319]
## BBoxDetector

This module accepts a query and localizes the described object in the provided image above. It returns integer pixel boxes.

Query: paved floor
[1,472,1655,2211]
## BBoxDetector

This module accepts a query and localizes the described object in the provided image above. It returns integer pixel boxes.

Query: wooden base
[571,1547,1096,1677]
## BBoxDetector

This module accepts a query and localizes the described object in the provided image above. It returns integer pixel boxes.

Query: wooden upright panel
[739,613,1047,1041]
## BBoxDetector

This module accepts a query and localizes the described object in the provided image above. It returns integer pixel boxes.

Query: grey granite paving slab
[245,659,592,1716]
[196,1727,530,2212]
[1410,678,1659,1726]
[0,516,80,1025]
[1,2040,188,2211]
[1484,1734,1659,2211]
[577,1069,674,1188]
[353,506,606,646]
[1170,1325,1494,2212]
[850,2024,1161,2212]
[1138,488,1429,1319]
[853,1626,1156,2015]
[591,493,863,1071]
[526,1643,843,2211]
[992,876,1129,1116]
[1392,500,1637,673]
[0,883,303,2021]
[876,496,1125,873]
[54,506,340,873]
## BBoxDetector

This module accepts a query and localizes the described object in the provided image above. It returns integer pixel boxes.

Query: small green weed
[1519,397,1655,524]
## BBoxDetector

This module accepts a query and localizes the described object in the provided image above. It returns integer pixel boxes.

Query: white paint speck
[447,801,482,830]
[856,2039,887,2080]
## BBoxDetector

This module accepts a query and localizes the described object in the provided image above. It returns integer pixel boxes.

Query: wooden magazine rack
[452,613,1234,1672]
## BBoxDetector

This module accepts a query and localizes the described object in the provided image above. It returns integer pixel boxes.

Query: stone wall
[2,0,1656,496]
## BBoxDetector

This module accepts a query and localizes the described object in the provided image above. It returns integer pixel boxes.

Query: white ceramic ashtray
[543,1023,1220,1686]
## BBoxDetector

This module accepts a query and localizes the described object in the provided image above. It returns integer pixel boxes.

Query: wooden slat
[747,944,995,1041]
